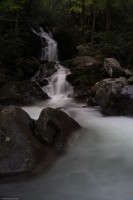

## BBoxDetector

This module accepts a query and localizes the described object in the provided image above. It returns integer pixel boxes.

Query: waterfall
[3,29,133,200]
[33,27,73,106]
[44,64,73,99]
[33,27,58,62]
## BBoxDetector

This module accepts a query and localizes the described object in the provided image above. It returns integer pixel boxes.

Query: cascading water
[33,27,58,62]
[33,27,73,106]
[43,64,73,106]
[1,29,133,200]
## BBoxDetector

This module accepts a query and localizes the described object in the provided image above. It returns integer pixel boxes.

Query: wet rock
[36,78,49,87]
[0,80,49,106]
[73,90,90,99]
[42,62,57,77]
[33,62,57,86]
[94,77,133,115]
[65,56,106,99]
[36,107,81,151]
[87,96,97,106]
[0,106,42,176]
[104,58,123,78]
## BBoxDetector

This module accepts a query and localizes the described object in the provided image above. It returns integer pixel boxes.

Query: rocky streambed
[0,105,80,176]
[0,55,133,177]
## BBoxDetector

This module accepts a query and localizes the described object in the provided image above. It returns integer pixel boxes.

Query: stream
[1,100,133,200]
[0,28,133,200]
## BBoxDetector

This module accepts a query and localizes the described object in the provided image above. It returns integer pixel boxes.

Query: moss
[16,58,39,79]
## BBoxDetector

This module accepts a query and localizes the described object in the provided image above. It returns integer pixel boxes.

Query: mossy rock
[65,56,107,99]
[0,80,49,106]
[0,106,43,176]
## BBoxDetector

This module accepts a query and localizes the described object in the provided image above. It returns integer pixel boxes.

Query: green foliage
[0,0,22,12]
[16,58,39,79]
[0,0,133,84]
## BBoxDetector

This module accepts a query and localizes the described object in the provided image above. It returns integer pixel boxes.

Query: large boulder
[33,62,57,87]
[35,107,81,151]
[0,106,42,176]
[65,56,106,99]
[104,58,123,78]
[91,77,127,96]
[0,80,49,106]
[94,77,133,115]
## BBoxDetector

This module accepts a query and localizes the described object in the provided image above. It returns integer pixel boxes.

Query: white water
[1,31,133,200]
[33,27,73,106]
[33,27,58,62]
[1,103,133,200]
[43,64,73,107]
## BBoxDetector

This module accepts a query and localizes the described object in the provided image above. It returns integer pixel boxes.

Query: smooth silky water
[1,29,133,200]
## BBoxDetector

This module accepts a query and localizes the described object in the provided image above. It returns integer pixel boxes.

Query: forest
[1,2,133,197]
[0,0,133,86]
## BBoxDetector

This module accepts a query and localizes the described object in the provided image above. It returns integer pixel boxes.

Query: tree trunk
[105,0,110,42]
[81,0,85,28]
[91,0,96,43]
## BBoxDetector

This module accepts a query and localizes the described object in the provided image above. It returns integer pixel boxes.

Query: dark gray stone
[36,107,81,151]
[94,77,133,115]
[0,80,49,106]
[0,106,43,176]
[33,62,57,87]
[65,56,106,99]
[104,58,123,78]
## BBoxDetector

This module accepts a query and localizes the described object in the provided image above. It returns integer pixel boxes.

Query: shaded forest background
[0,0,133,86]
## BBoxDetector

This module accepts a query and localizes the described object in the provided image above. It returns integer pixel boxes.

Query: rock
[91,81,105,97]
[73,90,89,99]
[104,58,123,78]
[123,69,133,78]
[87,96,97,106]
[66,56,102,71]
[33,62,57,86]
[36,107,81,151]
[38,78,49,87]
[0,80,49,106]
[128,76,133,84]
[91,77,128,96]
[0,106,42,176]
[42,62,57,77]
[65,56,106,99]
[94,77,133,115]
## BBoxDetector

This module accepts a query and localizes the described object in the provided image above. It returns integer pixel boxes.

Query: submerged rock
[104,58,123,78]
[0,80,49,106]
[36,107,81,151]
[0,106,43,176]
